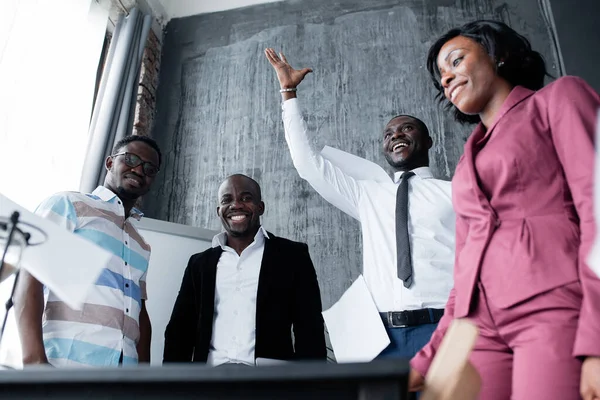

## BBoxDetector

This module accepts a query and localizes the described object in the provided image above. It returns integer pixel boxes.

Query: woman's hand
[409,368,425,392]
[581,356,600,400]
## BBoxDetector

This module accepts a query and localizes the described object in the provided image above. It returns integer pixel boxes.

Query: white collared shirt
[282,98,455,312]
[207,227,269,366]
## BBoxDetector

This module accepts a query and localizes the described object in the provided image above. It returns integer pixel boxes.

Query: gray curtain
[80,8,152,193]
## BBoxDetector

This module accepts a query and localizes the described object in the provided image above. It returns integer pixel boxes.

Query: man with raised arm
[265,48,455,359]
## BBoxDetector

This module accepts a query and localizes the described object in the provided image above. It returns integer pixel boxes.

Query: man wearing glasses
[15,135,161,367]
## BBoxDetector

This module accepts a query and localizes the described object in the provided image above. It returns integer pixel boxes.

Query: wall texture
[146,0,559,309]
[548,0,600,92]
[132,29,162,137]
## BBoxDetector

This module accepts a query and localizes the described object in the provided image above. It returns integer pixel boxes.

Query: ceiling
[146,0,284,20]
[103,0,284,38]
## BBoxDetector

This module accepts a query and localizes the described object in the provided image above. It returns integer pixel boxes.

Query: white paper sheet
[322,275,390,363]
[0,193,112,309]
[589,110,600,278]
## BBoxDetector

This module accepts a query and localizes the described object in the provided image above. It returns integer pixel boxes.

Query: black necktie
[396,171,415,288]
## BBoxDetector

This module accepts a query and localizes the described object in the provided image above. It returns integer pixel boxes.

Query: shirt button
[125,241,128,245]
[126,308,129,313]
[125,262,128,265]
[125,283,129,288]
[233,311,238,316]
[235,287,240,292]
[118,201,121,205]
[232,336,237,341]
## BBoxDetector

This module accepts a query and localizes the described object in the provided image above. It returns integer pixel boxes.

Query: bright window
[0,0,108,368]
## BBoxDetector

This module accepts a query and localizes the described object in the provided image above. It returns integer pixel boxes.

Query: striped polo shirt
[34,186,151,367]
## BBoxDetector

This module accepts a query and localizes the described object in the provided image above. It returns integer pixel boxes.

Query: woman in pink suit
[408,20,600,399]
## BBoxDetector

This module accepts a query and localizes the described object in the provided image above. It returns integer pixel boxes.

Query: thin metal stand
[0,210,47,369]
[0,212,28,369]
[0,212,29,346]
[0,270,20,346]
[0,213,23,282]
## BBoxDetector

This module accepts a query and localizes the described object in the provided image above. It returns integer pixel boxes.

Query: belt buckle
[388,312,408,328]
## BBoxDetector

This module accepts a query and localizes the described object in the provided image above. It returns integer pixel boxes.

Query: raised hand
[264,48,313,89]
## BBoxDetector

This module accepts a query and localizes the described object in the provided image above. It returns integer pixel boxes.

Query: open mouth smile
[392,141,410,153]
[228,214,248,222]
[125,175,143,188]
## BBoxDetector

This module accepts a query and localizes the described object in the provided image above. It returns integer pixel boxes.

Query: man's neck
[122,200,136,218]
[103,185,136,217]
[226,228,260,256]
[394,164,428,173]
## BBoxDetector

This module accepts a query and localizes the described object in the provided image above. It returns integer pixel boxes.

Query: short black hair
[226,174,262,201]
[426,20,549,124]
[386,114,430,137]
[112,135,162,167]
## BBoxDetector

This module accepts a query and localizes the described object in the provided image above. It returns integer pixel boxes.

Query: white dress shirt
[282,98,455,312]
[207,227,269,366]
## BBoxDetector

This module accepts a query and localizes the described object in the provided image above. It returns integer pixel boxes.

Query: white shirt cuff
[281,97,301,114]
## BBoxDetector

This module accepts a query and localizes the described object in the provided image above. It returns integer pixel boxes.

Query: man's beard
[384,152,407,169]
[116,185,139,201]
[384,151,428,171]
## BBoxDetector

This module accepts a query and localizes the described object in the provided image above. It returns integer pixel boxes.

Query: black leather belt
[380,308,444,328]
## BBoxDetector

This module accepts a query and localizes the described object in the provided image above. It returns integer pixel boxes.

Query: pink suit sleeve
[547,77,600,358]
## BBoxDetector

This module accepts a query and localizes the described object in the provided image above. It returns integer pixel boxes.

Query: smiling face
[382,115,432,172]
[104,141,159,201]
[217,175,265,239]
[436,35,512,121]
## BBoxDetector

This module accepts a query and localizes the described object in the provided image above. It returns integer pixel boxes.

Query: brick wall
[132,29,161,137]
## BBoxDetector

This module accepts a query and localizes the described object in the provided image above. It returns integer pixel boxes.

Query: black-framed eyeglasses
[111,152,160,177]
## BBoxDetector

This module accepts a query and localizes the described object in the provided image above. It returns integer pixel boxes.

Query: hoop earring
[497,61,505,68]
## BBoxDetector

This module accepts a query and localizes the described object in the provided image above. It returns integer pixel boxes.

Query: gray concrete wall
[146,0,560,309]
[548,0,600,92]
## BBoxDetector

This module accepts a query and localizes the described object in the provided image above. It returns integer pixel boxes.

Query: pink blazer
[412,76,600,375]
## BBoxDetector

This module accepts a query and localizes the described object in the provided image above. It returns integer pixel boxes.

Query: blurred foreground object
[421,319,481,400]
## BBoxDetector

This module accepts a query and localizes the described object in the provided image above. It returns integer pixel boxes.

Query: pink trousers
[468,281,582,400]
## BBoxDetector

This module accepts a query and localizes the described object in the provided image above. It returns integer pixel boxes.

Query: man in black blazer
[164,174,326,364]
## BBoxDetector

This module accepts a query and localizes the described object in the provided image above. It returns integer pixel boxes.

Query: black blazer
[163,232,327,363]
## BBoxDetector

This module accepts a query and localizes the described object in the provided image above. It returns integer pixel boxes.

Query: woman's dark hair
[426,20,548,124]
